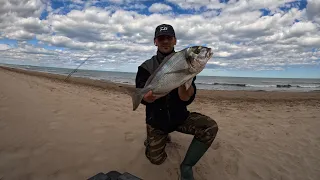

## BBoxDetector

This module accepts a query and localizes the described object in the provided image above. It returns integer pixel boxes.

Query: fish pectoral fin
[164,68,189,75]
[184,78,193,90]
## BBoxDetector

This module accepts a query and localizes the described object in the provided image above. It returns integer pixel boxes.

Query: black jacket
[135,50,197,133]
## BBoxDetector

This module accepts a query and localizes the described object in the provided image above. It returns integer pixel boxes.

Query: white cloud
[149,3,172,13]
[0,44,11,51]
[0,0,319,73]
[166,0,225,11]
[71,0,85,4]
[0,0,46,18]
[222,0,297,14]
[297,35,320,47]
[201,10,220,18]
[305,0,320,25]
[0,0,48,39]
[106,0,143,4]
[165,0,298,13]
[1,16,50,40]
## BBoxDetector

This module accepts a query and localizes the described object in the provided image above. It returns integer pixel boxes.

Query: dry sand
[0,66,320,180]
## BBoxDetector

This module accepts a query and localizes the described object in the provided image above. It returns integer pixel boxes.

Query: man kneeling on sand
[135,24,219,180]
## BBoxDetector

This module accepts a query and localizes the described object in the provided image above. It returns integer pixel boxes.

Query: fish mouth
[195,47,213,68]
[205,48,213,59]
[187,46,213,69]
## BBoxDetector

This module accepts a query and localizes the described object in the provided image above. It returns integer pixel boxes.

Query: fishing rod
[64,54,93,82]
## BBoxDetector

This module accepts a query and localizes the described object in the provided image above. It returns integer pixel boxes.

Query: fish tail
[130,88,149,111]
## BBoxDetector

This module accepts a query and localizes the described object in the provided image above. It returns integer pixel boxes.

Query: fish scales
[152,52,189,94]
[130,46,213,111]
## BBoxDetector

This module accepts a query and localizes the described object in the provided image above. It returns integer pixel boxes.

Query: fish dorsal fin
[144,52,177,87]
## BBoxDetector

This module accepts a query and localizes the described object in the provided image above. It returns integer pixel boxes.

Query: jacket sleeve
[182,76,197,106]
[135,66,151,105]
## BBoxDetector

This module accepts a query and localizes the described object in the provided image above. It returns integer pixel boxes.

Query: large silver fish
[131,46,213,111]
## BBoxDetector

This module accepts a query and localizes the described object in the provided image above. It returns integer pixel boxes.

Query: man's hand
[178,83,194,101]
[143,90,157,103]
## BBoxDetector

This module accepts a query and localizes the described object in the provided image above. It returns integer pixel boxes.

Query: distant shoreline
[1,65,320,103]
[1,64,320,93]
[1,63,320,80]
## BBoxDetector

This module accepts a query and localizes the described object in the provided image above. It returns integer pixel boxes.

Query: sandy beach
[0,66,320,180]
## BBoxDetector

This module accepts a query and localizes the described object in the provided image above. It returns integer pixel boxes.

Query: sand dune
[0,66,320,180]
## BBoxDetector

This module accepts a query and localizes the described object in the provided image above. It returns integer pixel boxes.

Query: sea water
[2,63,320,92]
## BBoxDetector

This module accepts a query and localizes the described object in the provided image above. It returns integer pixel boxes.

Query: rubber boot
[180,138,210,180]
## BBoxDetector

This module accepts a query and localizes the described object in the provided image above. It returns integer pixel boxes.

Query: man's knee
[192,113,218,145]
[207,118,219,140]
[208,117,218,134]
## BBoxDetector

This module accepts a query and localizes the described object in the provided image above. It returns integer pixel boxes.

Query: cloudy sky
[0,0,319,78]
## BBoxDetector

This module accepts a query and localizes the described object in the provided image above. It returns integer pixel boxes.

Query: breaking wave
[196,82,320,89]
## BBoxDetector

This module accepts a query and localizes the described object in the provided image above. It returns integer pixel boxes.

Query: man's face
[154,35,176,54]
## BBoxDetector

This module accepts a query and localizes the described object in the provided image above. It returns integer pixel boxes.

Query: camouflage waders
[144,112,218,165]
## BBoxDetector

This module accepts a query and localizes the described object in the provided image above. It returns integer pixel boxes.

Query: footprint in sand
[0,94,8,110]
[249,169,263,179]
[101,107,108,111]
[0,93,5,100]
[288,118,298,125]
[124,131,135,142]
[223,145,241,176]
[31,142,54,156]
[49,170,61,178]
[212,141,221,150]
[165,166,180,179]
[92,127,106,134]
[90,97,100,105]
[194,164,211,180]
[91,123,116,134]
[0,106,8,112]
[52,109,61,115]
[0,120,7,129]
[211,155,221,165]
[49,121,60,130]
[2,146,29,159]
[166,141,183,164]
[225,159,239,175]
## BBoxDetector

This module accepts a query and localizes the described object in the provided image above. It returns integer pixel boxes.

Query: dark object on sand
[87,171,142,180]
[277,84,292,88]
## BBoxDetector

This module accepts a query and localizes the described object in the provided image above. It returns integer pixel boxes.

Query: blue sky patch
[0,38,18,48]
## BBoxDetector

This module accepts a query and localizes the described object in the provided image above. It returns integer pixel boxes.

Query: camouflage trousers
[144,112,218,165]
